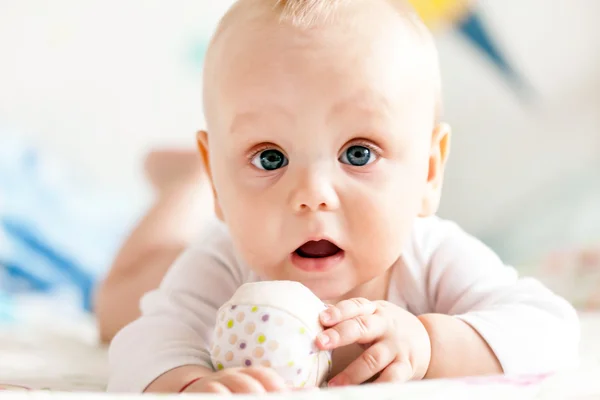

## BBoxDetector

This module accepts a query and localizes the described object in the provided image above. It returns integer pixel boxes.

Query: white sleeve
[107,219,251,393]
[422,218,580,375]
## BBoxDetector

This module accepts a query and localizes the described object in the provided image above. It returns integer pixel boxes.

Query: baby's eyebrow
[228,106,294,136]
[328,91,393,122]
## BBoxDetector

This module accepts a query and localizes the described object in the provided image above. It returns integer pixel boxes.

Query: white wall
[1,0,599,239]
[436,0,600,234]
[0,0,235,194]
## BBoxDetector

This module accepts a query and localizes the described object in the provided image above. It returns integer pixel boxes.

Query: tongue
[296,240,340,258]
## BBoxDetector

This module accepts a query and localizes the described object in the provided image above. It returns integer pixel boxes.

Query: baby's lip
[305,235,341,248]
[294,235,342,250]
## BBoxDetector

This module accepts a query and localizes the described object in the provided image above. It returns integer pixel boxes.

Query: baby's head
[198,0,450,301]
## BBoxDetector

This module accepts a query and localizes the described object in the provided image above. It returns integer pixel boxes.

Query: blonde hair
[216,0,426,32]
[274,0,347,26]
[275,0,425,29]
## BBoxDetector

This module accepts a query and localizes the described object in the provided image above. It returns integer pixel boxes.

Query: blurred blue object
[0,133,140,315]
[457,10,532,99]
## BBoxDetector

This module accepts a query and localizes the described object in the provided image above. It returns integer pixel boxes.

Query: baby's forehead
[203,0,442,125]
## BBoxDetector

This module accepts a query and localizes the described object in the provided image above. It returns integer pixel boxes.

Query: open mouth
[295,240,342,259]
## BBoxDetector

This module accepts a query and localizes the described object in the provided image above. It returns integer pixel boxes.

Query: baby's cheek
[227,225,279,274]
[210,305,331,388]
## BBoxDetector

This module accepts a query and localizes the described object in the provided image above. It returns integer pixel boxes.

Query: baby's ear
[418,123,451,217]
[196,130,225,221]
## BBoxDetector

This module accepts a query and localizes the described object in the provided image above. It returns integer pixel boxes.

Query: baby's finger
[317,314,385,349]
[328,341,394,386]
[320,298,376,326]
[188,380,231,394]
[374,361,414,383]
[221,373,267,394]
[242,367,288,392]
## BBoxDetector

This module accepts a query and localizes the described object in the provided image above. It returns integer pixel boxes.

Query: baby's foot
[144,149,205,193]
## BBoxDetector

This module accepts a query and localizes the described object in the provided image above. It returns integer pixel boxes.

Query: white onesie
[107,216,580,393]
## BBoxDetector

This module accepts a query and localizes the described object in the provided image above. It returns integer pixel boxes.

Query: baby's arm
[107,220,248,393]
[418,313,502,377]
[418,219,579,378]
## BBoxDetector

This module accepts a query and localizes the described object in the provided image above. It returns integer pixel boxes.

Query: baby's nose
[290,171,340,213]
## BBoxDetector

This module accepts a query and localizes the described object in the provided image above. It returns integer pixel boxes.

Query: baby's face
[202,4,444,301]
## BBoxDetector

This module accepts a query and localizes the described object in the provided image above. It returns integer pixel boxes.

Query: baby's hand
[317,298,431,387]
[181,367,289,394]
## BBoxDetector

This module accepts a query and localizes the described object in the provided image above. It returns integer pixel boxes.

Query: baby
[107,0,579,394]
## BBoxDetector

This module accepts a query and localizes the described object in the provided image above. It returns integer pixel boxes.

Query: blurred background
[1,0,599,317]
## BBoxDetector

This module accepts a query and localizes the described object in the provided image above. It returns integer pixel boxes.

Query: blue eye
[251,149,289,171]
[339,145,377,166]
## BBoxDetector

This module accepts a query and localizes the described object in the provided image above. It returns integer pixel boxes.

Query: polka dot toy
[210,281,332,388]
